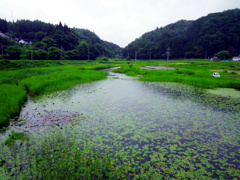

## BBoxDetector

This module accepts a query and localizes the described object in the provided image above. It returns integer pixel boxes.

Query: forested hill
[0,19,121,60]
[123,8,240,59]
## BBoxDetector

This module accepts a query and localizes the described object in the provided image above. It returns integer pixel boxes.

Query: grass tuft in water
[4,131,28,147]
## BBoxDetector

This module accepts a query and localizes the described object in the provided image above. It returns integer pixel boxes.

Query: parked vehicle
[232,57,240,61]
[212,72,220,77]
[211,56,220,61]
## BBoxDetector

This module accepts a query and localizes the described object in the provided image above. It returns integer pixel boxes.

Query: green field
[114,59,240,89]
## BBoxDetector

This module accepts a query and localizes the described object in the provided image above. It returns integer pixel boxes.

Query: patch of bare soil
[11,110,83,131]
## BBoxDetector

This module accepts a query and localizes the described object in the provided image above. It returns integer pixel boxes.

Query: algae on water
[207,88,240,98]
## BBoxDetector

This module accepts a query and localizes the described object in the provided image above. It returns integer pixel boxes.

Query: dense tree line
[0,19,121,60]
[123,9,240,59]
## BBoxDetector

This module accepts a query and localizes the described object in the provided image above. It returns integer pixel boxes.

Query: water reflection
[14,68,239,134]
[4,68,240,178]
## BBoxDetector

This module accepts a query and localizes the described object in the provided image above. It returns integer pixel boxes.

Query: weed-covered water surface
[1,68,240,179]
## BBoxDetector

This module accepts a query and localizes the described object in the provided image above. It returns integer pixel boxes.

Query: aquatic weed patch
[1,68,240,179]
[10,75,240,179]
[0,127,142,179]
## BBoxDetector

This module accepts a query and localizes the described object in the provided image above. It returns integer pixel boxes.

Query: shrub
[101,57,109,61]
[5,46,22,59]
[126,57,131,61]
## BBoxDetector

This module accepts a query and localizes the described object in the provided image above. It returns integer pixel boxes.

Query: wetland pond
[3,68,240,178]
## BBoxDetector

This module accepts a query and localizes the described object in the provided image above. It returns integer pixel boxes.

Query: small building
[211,56,220,61]
[0,32,9,39]
[19,39,32,44]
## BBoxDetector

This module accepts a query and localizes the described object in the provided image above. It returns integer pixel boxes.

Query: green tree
[33,49,48,60]
[65,49,80,60]
[48,47,61,60]
[101,57,109,62]
[35,31,47,41]
[5,46,22,59]
[34,42,47,50]
[215,50,230,60]
[0,18,8,33]
[126,57,131,61]
[20,44,32,59]
[42,37,58,48]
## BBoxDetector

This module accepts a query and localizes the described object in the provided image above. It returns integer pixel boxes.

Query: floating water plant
[0,60,240,179]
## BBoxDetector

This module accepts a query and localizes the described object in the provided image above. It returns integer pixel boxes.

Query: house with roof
[19,39,32,44]
[0,32,9,39]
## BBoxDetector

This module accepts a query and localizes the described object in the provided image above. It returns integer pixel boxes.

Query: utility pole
[135,50,137,65]
[1,43,3,56]
[88,48,90,60]
[166,48,170,70]
[205,50,208,59]
[60,45,64,62]
[60,49,62,61]
[31,45,34,67]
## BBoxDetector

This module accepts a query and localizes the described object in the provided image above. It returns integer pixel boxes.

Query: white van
[232,57,240,61]
[212,72,220,77]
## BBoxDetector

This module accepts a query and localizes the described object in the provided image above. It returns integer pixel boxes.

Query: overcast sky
[0,0,239,47]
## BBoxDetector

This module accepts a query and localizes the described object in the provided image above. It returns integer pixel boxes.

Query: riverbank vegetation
[1,58,240,127]
[114,59,240,89]
[0,60,111,127]
[0,58,240,179]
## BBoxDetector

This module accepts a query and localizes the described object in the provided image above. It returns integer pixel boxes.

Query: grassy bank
[0,84,26,126]
[114,59,240,89]
[20,68,107,97]
[0,59,64,70]
[0,61,110,127]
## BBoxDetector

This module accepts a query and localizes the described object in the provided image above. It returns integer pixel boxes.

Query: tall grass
[0,84,26,126]
[0,60,63,70]
[20,69,107,97]
[114,64,240,89]
[0,63,108,127]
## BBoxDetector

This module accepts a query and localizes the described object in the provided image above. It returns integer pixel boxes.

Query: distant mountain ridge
[0,19,121,60]
[123,9,240,59]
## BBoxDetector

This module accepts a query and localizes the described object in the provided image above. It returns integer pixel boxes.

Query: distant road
[141,66,175,70]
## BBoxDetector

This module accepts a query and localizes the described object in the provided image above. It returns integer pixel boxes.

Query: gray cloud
[0,0,239,47]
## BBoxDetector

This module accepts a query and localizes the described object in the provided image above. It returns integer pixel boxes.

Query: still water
[11,68,240,178]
